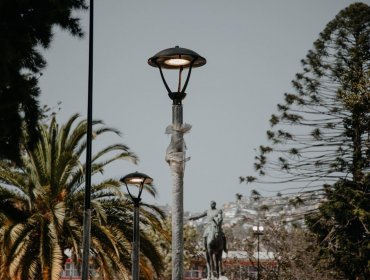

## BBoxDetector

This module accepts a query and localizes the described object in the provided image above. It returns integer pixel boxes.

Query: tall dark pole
[132,198,141,280]
[257,233,260,280]
[253,224,263,280]
[81,0,94,279]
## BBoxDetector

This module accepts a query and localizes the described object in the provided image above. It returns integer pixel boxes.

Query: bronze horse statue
[205,215,224,279]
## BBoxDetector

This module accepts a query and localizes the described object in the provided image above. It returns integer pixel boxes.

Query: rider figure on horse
[189,200,228,253]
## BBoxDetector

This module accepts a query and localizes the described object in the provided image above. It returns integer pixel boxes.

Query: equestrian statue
[189,201,227,279]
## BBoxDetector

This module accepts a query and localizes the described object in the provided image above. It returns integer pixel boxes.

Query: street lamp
[148,46,206,280]
[252,225,264,280]
[120,172,153,280]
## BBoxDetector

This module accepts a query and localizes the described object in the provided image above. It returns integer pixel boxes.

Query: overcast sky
[38,0,368,212]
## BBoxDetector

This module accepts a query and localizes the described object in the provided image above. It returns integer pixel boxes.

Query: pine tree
[241,3,370,278]
[241,3,370,187]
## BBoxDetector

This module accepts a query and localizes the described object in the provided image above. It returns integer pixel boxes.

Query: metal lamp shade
[148,46,206,69]
[121,172,153,185]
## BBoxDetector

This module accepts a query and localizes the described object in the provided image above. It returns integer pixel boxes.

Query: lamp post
[120,172,153,280]
[148,46,206,280]
[252,225,264,280]
[81,1,94,279]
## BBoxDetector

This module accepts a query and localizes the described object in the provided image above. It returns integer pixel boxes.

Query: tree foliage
[0,0,87,163]
[0,114,165,280]
[150,218,200,280]
[241,3,370,189]
[220,212,339,280]
[258,221,340,280]
[306,178,370,280]
[241,3,370,278]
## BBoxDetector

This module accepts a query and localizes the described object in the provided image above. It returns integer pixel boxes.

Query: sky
[38,0,368,212]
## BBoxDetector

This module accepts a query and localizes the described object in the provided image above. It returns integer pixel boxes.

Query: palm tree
[0,114,165,280]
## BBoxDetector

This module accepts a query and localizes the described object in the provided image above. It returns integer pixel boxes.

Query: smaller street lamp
[252,225,264,280]
[120,172,153,280]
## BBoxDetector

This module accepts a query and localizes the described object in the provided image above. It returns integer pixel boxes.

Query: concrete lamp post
[121,172,153,280]
[148,46,206,280]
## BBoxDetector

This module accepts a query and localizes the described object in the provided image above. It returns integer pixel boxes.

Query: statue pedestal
[201,277,228,280]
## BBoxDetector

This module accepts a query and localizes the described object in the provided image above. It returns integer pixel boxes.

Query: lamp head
[252,225,264,233]
[120,172,153,204]
[121,171,153,186]
[148,46,206,70]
